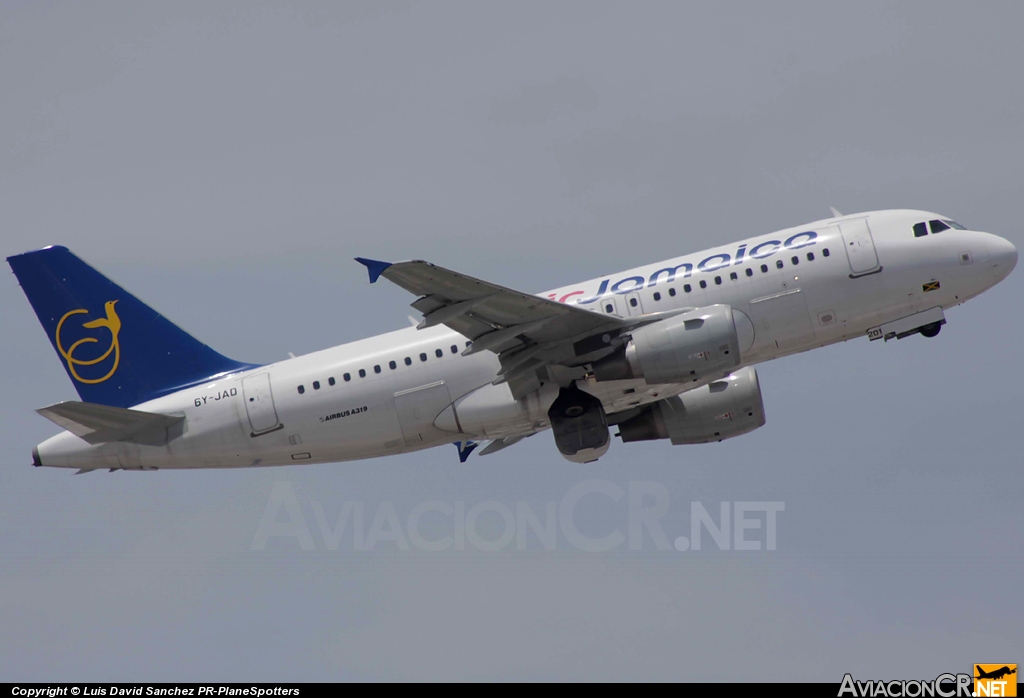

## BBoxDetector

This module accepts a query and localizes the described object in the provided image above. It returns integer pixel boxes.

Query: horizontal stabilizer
[37,401,185,446]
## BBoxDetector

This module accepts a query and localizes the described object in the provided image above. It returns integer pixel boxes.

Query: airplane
[974,663,1015,679]
[975,666,1016,681]
[6,209,1017,472]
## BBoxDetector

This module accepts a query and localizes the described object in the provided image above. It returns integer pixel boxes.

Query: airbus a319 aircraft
[7,209,1016,472]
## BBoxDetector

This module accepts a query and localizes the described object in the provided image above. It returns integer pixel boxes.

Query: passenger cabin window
[629,297,638,307]
[389,360,397,370]
[913,222,928,237]
[374,365,381,374]
[714,276,722,285]
[404,357,412,366]
[670,287,677,296]
[450,345,458,354]
[312,381,320,390]
[745,268,753,277]
[653,292,661,301]
[605,303,614,313]
[682,285,690,293]
[435,349,443,358]
[359,369,366,378]
[776,260,784,269]
[823,248,830,257]
[420,353,427,362]
[929,219,950,234]
[806,252,814,261]
[761,264,768,273]
[297,385,305,394]
[699,280,707,289]
[328,377,336,386]
[730,272,737,280]
[343,373,351,382]
[791,256,798,265]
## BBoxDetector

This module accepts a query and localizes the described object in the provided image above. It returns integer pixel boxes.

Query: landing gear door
[839,219,881,277]
[242,373,282,436]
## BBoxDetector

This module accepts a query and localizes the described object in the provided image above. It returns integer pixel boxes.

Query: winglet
[354,257,392,284]
[454,440,478,463]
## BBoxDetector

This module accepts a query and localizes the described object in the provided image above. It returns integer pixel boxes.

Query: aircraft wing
[356,257,643,397]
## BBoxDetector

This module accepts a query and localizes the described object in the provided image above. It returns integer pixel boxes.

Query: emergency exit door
[624,291,644,316]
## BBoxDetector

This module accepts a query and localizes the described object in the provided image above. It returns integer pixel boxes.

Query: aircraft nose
[988,234,1017,283]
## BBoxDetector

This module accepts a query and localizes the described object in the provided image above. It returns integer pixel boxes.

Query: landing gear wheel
[920,322,942,338]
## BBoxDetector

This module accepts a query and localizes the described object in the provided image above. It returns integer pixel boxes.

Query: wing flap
[37,401,185,446]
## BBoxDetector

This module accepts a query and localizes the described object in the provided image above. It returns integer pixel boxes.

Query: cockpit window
[929,220,950,234]
[913,222,928,238]
[944,220,967,230]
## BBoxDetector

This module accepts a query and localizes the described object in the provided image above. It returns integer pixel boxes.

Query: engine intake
[617,366,766,444]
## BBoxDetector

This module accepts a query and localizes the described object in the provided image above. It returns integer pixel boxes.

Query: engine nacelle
[617,366,766,444]
[592,305,754,386]
[548,384,610,463]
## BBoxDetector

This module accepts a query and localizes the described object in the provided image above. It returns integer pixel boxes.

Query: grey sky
[1,1,1021,681]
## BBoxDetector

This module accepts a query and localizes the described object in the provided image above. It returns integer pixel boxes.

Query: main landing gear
[919,322,942,338]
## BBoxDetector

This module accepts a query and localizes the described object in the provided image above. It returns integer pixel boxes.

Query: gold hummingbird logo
[55,300,122,384]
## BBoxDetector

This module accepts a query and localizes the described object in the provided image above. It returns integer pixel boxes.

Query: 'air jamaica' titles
[550,231,819,305]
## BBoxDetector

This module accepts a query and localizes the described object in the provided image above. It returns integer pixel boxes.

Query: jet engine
[592,304,754,386]
[548,384,610,463]
[617,366,765,444]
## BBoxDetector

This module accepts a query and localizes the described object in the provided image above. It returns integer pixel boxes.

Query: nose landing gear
[867,307,946,343]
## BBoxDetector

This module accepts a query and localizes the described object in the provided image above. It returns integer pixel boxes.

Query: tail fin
[7,246,258,408]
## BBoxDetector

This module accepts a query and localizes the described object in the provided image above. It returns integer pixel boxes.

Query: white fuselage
[35,209,1017,470]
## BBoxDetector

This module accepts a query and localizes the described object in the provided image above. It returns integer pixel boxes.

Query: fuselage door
[242,373,282,436]
[839,219,881,276]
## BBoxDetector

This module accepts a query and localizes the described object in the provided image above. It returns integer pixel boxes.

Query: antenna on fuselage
[830,207,842,218]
